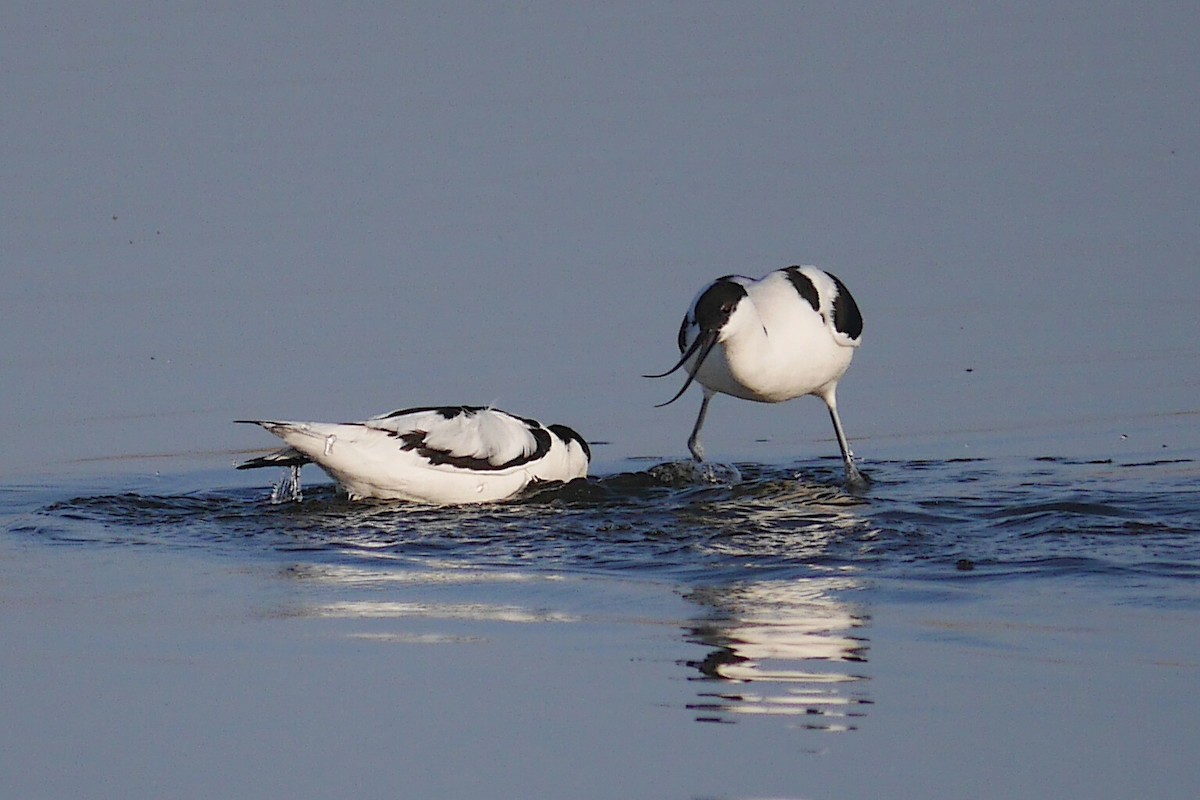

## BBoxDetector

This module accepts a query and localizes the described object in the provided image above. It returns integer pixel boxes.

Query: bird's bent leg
[687,394,713,463]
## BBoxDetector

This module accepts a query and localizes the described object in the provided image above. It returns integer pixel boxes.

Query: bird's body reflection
[683,578,871,730]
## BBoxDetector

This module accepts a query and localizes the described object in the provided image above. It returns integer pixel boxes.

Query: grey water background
[3,4,1199,799]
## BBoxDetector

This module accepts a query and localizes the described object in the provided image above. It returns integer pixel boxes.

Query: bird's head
[643,279,749,407]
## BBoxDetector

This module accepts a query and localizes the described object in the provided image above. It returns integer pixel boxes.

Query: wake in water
[10,456,1198,591]
[643,459,744,487]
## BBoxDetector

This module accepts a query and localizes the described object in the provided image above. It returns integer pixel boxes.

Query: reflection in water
[683,578,871,731]
[283,562,560,588]
[310,600,578,624]
[18,454,1200,755]
[28,455,1200,745]
[277,562,578,626]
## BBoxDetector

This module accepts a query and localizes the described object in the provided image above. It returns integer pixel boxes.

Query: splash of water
[270,465,303,504]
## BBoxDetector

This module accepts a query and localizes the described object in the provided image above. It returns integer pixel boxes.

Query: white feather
[238,406,589,504]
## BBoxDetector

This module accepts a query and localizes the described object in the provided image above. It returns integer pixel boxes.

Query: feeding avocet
[645,265,865,484]
[236,405,590,504]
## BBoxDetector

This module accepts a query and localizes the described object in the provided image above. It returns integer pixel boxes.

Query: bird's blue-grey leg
[687,392,713,463]
[824,393,865,486]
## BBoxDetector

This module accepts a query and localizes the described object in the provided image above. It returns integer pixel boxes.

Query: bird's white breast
[690,270,856,402]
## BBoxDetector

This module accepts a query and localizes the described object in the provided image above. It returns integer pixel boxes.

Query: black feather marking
[376,405,486,421]
[692,280,747,333]
[397,424,553,471]
[548,423,591,462]
[397,430,426,449]
[827,272,864,339]
[236,450,311,470]
[511,411,546,429]
[784,266,820,312]
[675,313,690,353]
[647,279,743,384]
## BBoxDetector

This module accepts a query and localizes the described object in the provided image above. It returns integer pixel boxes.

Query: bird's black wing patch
[784,266,820,312]
[397,425,552,471]
[828,272,864,339]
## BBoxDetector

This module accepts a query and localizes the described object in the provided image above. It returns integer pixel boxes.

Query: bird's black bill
[645,330,719,408]
[641,330,707,379]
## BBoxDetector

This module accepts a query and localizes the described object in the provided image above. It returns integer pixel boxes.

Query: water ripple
[7,455,1199,733]
[9,456,1199,591]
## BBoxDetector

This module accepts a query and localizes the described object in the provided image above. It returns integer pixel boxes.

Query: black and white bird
[236,405,590,504]
[645,265,866,485]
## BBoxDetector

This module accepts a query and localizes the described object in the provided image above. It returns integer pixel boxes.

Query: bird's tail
[236,447,310,470]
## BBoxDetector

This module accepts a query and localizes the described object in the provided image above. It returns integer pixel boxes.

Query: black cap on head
[692,280,747,333]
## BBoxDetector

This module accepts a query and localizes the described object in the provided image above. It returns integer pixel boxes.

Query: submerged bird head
[643,278,749,407]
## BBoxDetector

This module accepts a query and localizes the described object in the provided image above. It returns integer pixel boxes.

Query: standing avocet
[236,405,590,504]
[645,265,866,484]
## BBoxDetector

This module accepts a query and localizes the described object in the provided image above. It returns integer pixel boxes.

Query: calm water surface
[3,453,1198,799]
